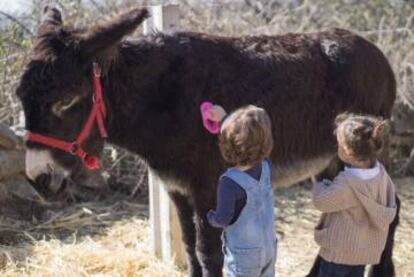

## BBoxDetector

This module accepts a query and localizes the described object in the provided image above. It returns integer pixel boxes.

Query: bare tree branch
[0,10,33,36]
[88,0,107,14]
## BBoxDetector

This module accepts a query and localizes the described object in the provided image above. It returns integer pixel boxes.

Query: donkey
[17,7,399,277]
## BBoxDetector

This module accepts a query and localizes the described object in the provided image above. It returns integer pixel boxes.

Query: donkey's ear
[37,5,63,37]
[78,8,149,60]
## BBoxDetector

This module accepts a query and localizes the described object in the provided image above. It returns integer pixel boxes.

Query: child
[205,104,277,277]
[312,113,397,277]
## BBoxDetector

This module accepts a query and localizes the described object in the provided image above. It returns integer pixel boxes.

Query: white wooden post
[144,5,186,267]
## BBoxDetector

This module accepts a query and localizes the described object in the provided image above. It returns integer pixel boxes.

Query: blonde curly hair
[219,105,273,167]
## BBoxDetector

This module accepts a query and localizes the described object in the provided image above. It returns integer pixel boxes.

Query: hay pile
[0,199,184,277]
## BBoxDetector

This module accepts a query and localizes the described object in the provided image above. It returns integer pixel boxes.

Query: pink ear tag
[200,101,220,134]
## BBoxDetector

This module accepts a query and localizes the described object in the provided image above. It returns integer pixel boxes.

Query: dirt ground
[0,178,412,277]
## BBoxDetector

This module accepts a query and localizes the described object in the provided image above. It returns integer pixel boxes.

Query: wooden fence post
[143,5,186,267]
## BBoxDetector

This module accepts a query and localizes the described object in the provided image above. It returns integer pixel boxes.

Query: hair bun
[352,124,373,140]
[373,120,391,139]
[372,120,391,149]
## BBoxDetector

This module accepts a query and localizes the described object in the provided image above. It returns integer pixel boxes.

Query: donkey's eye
[52,96,81,117]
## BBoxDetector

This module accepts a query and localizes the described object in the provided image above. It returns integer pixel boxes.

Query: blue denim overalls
[222,160,277,277]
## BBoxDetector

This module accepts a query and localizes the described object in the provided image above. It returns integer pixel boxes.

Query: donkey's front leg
[193,190,224,277]
[169,192,202,277]
[194,214,224,277]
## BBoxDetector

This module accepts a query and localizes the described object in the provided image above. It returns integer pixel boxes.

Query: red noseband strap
[27,63,107,170]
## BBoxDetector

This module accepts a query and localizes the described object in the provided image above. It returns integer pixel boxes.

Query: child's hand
[207,209,216,220]
[206,209,218,226]
[207,105,227,123]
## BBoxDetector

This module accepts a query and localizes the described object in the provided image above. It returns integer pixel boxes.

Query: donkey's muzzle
[33,170,66,193]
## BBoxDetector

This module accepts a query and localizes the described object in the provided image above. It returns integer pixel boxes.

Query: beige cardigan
[312,162,397,265]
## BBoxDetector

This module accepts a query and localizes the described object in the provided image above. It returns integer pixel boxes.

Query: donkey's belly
[272,154,335,188]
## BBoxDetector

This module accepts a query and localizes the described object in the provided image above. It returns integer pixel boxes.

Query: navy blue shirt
[207,160,271,228]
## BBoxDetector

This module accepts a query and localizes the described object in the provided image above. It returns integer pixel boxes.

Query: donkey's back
[152,28,396,186]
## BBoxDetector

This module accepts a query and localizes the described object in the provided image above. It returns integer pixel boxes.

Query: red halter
[27,63,108,170]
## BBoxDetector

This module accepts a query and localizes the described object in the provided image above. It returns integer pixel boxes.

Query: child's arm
[207,178,242,228]
[312,174,358,213]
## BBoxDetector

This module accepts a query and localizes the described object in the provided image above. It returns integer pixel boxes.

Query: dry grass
[0,199,183,277]
[0,178,412,277]
[0,223,180,277]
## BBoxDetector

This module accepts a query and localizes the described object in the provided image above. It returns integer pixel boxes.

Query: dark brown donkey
[17,7,399,277]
